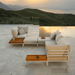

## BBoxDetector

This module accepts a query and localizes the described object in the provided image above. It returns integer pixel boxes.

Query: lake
[40,9,75,15]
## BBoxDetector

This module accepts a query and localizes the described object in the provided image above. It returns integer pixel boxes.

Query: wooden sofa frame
[46,49,70,67]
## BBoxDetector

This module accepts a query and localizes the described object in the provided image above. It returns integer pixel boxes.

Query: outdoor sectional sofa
[11,26,38,47]
[11,26,70,66]
[45,34,70,66]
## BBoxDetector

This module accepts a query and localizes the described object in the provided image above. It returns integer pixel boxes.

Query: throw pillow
[56,30,61,35]
[18,27,28,33]
[55,33,63,43]
[18,28,25,35]
[11,27,18,37]
[50,32,56,40]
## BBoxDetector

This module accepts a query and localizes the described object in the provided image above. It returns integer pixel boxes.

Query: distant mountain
[7,5,30,10]
[0,2,11,10]
[0,8,75,26]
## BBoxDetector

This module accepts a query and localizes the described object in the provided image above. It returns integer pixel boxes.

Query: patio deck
[0,25,75,75]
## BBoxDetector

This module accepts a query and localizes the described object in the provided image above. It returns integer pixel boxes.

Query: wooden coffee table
[26,55,47,66]
[9,38,25,47]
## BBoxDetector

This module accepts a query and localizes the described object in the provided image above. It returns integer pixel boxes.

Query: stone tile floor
[0,25,75,75]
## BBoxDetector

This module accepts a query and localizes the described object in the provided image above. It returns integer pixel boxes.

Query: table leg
[37,43,38,48]
[26,61,28,67]
[46,61,48,66]
[67,61,69,67]
[22,43,24,47]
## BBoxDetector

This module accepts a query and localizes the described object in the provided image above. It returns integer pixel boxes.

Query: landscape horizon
[0,1,75,14]
[0,8,75,26]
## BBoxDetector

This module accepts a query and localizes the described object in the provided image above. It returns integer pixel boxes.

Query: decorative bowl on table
[41,36,45,39]
[36,55,39,58]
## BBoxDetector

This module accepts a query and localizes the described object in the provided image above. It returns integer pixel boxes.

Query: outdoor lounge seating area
[10,26,70,67]
[0,25,75,75]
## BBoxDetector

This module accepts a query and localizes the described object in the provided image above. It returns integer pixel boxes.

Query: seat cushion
[16,34,28,38]
[45,40,56,46]
[57,37,68,45]
[38,37,51,43]
[45,40,56,52]
[24,37,37,43]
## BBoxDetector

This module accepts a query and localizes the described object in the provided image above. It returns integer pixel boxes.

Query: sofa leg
[37,44,38,48]
[22,43,24,47]
[46,61,48,66]
[67,62,69,67]
[26,61,28,67]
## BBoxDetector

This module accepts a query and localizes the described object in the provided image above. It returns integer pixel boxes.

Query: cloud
[0,0,75,9]
[5,0,18,2]
[22,0,47,7]
[44,0,75,9]
[22,0,75,9]
[0,0,18,5]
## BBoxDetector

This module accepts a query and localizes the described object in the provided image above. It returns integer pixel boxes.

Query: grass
[0,8,75,26]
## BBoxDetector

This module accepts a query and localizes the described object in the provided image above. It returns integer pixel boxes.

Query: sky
[0,0,75,10]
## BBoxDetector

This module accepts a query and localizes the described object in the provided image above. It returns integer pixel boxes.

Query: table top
[26,55,47,61]
[9,38,24,44]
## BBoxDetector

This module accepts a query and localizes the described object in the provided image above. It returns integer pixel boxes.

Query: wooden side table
[9,38,25,47]
[26,55,47,67]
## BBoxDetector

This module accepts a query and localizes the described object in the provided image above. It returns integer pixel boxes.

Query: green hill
[0,8,75,26]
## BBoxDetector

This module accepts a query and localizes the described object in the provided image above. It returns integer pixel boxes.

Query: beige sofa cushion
[45,40,56,52]
[45,40,56,46]
[11,27,18,37]
[16,34,28,38]
[24,37,37,43]
[55,33,63,43]
[57,37,68,45]
[56,30,61,35]
[50,32,56,40]
[18,26,28,33]
[18,28,25,35]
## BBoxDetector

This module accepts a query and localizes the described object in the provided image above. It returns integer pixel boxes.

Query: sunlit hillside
[0,8,75,26]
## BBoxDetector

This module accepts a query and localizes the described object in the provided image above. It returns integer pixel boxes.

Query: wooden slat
[48,55,68,56]
[48,50,68,51]
[48,52,68,54]
[48,56,68,60]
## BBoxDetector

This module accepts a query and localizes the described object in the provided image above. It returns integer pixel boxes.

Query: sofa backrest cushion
[46,45,70,51]
[55,33,63,43]
[18,26,28,33]
[56,30,61,35]
[50,32,56,40]
[18,28,25,35]
[57,37,68,45]
[11,27,18,37]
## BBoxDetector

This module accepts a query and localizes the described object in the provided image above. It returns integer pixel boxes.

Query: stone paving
[0,25,75,75]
